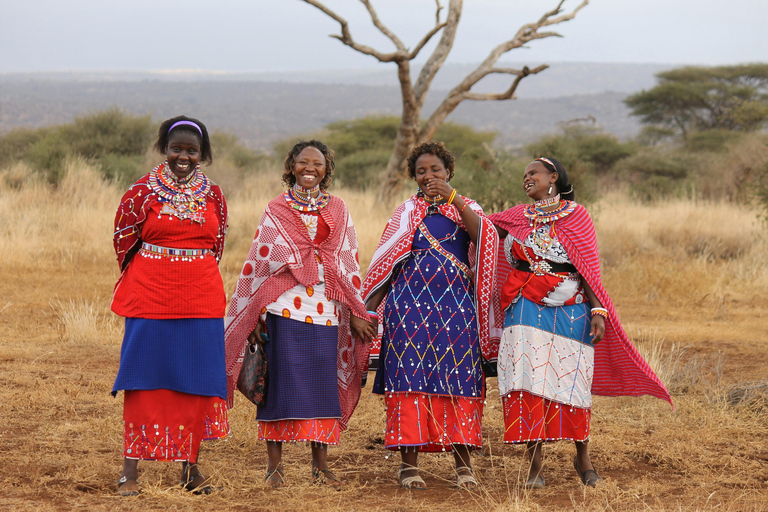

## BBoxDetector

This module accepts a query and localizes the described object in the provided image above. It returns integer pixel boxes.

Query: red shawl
[113,171,228,271]
[224,194,369,430]
[362,194,502,361]
[489,204,673,406]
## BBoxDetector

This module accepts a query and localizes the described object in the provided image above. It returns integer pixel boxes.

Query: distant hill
[0,63,671,150]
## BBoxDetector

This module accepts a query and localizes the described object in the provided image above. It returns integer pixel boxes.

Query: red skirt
[384,393,483,452]
[502,391,590,444]
[123,389,229,462]
[258,419,340,445]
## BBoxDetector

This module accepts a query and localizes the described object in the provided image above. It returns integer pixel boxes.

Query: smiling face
[523,161,558,201]
[414,153,448,198]
[165,131,202,180]
[292,146,327,190]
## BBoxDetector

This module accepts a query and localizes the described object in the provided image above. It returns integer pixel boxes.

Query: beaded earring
[548,184,553,195]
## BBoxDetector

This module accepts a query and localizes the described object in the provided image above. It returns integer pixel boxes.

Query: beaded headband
[168,120,203,138]
[536,157,556,170]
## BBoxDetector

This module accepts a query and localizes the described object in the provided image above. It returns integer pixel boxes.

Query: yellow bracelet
[448,189,457,204]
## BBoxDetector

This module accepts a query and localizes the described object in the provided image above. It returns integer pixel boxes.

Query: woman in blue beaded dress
[362,141,500,490]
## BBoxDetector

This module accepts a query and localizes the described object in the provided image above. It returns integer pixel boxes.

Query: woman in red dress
[111,116,229,496]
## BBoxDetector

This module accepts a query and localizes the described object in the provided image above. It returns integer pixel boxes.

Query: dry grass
[1,161,767,511]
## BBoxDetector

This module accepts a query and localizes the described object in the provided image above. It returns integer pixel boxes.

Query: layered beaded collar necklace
[285,184,329,212]
[148,161,210,223]
[524,199,576,226]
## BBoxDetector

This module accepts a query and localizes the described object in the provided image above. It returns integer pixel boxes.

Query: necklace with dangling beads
[148,161,210,223]
[284,184,329,212]
[524,199,576,226]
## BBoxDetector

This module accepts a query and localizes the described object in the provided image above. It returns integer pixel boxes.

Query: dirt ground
[1,174,768,511]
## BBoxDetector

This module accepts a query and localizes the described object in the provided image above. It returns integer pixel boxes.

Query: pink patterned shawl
[489,204,673,406]
[362,194,502,361]
[224,194,369,430]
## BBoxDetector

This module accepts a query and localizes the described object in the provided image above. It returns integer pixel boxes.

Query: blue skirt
[256,313,341,421]
[112,317,227,399]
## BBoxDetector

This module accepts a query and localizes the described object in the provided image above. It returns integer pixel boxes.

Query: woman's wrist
[448,189,457,205]
[590,307,608,319]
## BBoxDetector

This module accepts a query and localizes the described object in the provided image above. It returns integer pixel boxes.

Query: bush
[614,148,689,201]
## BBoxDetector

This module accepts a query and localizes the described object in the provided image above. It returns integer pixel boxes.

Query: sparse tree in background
[301,0,589,198]
[625,64,768,141]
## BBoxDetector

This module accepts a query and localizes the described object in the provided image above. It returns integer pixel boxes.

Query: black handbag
[237,343,268,407]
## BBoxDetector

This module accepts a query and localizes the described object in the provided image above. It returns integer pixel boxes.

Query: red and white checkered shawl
[489,203,673,406]
[113,170,228,271]
[362,194,502,361]
[224,194,370,430]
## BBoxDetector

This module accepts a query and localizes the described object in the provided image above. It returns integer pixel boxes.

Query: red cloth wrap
[489,203,673,407]
[113,170,228,271]
[224,194,369,431]
[362,194,502,362]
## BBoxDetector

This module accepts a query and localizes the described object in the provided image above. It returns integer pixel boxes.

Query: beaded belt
[515,259,577,275]
[139,242,211,261]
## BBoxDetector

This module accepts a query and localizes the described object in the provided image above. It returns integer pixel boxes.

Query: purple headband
[168,120,203,138]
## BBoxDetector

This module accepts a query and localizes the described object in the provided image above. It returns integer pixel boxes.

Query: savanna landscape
[1,0,768,503]
[1,104,768,510]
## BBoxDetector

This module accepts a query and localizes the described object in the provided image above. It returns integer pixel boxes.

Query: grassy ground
[1,160,767,511]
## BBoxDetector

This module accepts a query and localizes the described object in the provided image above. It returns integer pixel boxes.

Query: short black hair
[154,115,213,165]
[406,141,456,181]
[282,139,335,191]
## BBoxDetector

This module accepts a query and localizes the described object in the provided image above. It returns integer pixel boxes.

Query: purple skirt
[256,313,341,421]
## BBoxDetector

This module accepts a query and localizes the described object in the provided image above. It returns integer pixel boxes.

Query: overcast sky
[1,0,766,73]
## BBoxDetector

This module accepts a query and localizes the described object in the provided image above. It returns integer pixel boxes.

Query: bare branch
[435,0,443,25]
[301,0,403,62]
[463,65,548,101]
[409,22,448,59]
[359,0,406,51]
[414,0,463,102]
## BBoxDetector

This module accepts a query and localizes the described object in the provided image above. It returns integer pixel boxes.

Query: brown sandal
[265,467,286,489]
[117,476,139,497]
[312,466,342,490]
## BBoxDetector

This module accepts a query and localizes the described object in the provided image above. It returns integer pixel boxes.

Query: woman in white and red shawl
[362,141,501,490]
[111,116,229,496]
[488,157,672,489]
[224,140,375,489]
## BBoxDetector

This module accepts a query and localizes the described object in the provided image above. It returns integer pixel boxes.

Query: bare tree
[301,0,589,198]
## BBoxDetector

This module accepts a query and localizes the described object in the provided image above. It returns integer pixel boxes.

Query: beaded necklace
[523,200,576,255]
[534,194,560,208]
[148,161,210,223]
[284,184,329,212]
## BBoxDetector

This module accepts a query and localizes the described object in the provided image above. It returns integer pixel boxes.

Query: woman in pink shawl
[488,157,671,489]
[362,142,501,490]
[224,140,375,489]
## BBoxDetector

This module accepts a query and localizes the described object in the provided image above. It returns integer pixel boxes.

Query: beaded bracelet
[367,310,379,319]
[591,307,608,319]
[448,189,457,204]
[460,202,468,213]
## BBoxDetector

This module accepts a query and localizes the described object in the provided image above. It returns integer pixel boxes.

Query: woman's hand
[247,320,267,346]
[425,178,453,199]
[350,315,376,344]
[590,315,605,345]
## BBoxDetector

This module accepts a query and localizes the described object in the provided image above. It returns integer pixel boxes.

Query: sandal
[312,466,342,490]
[265,467,286,489]
[398,466,427,490]
[455,466,477,489]
[180,465,215,495]
[524,474,545,489]
[574,457,603,487]
[116,475,139,497]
